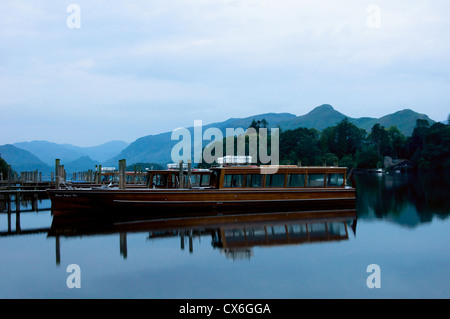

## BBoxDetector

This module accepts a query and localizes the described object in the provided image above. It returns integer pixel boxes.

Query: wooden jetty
[0,157,154,237]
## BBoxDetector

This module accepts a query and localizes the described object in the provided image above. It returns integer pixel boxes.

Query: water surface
[0,171,448,299]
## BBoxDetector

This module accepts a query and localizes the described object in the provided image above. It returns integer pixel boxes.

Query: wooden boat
[47,164,356,216]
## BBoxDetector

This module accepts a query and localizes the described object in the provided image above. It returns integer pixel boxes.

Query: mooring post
[187,159,192,189]
[118,162,122,189]
[178,160,184,189]
[7,193,11,214]
[119,159,126,190]
[55,159,60,190]
[7,165,11,190]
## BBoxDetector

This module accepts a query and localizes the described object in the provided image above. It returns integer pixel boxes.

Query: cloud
[0,0,449,145]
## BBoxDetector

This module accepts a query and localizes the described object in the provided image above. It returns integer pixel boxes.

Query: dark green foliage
[320,118,366,159]
[407,121,450,169]
[277,117,448,170]
[0,155,9,179]
[279,127,322,165]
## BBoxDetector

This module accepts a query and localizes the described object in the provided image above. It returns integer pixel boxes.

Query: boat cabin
[147,168,211,189]
[147,165,349,190]
[210,166,348,189]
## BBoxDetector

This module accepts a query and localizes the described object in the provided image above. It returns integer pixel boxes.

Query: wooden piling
[187,159,192,189]
[178,160,184,189]
[119,159,126,190]
[55,159,60,190]
[7,165,11,189]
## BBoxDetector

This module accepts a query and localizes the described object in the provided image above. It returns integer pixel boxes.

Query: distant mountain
[105,113,296,166]
[278,104,435,136]
[13,141,85,166]
[105,106,436,166]
[6,105,436,170]
[0,144,51,174]
[62,140,129,163]
[278,104,348,131]
[13,140,129,166]
[352,109,435,136]
[63,156,101,174]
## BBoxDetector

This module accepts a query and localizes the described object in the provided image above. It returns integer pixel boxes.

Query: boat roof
[147,165,348,174]
[210,165,347,173]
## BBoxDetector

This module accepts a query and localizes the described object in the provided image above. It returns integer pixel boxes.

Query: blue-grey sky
[1,0,449,146]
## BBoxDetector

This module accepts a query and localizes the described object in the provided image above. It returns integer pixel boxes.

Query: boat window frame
[264,173,286,188]
[326,173,345,187]
[245,174,263,188]
[306,173,326,188]
[213,166,348,189]
[223,174,244,188]
[287,173,306,187]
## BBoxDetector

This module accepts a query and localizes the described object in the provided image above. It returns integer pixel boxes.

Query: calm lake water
[0,171,448,299]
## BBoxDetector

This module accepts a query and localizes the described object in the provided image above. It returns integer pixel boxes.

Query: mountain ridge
[2,105,436,171]
[106,105,435,165]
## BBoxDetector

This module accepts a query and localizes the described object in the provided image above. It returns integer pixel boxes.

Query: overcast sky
[1,0,449,146]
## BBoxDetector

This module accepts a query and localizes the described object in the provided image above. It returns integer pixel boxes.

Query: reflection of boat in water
[48,208,357,262]
[213,213,356,260]
[47,164,356,217]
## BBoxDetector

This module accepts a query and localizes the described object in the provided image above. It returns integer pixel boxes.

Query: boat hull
[47,187,356,216]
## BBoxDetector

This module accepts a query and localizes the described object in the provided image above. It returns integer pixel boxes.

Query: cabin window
[326,173,344,187]
[245,174,263,187]
[265,174,285,187]
[288,174,306,187]
[190,174,201,187]
[307,173,325,187]
[224,174,244,188]
[200,174,210,187]
[152,174,167,188]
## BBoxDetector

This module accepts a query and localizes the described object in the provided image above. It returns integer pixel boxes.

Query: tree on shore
[0,155,10,179]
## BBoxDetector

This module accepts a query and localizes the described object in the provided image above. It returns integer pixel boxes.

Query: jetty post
[187,159,192,188]
[119,159,126,190]
[7,165,12,189]
[55,159,61,190]
[178,160,184,189]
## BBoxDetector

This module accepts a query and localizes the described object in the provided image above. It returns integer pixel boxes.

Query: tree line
[2,116,448,175]
[199,116,449,170]
[278,117,450,170]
